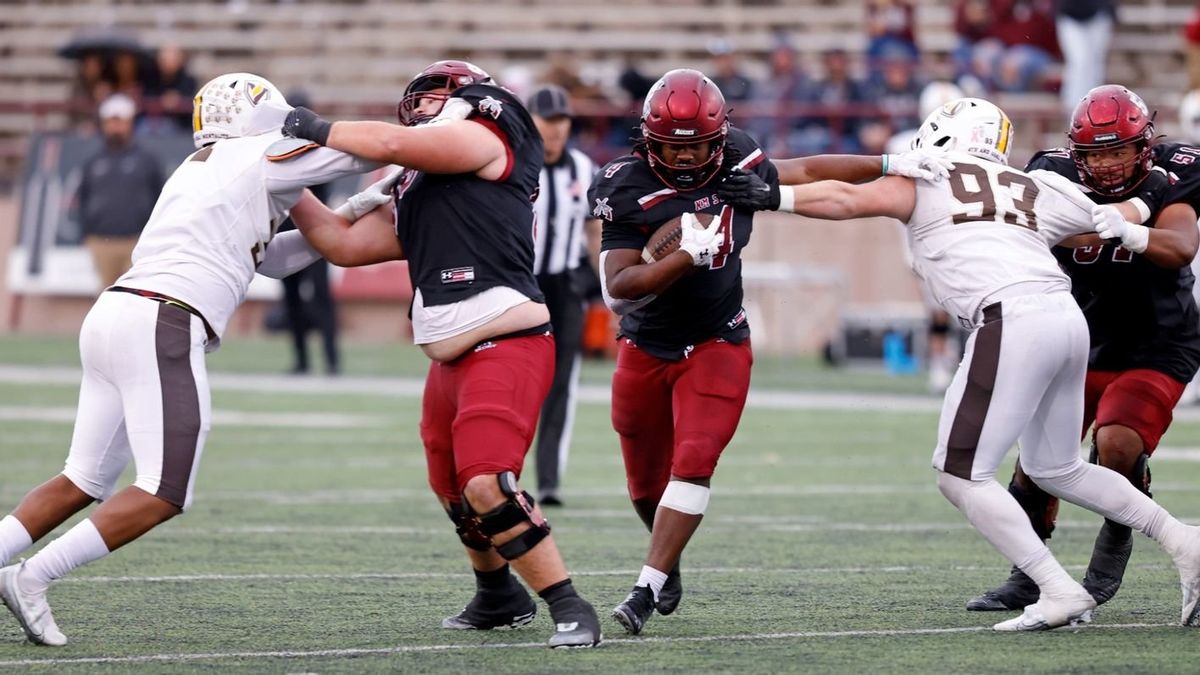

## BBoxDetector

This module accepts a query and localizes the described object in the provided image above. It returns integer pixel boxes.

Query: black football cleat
[966,566,1040,611]
[655,562,682,615]
[547,596,602,648]
[1082,519,1134,606]
[611,585,655,635]
[442,583,537,630]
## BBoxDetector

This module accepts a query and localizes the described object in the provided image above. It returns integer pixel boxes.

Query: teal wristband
[881,154,889,176]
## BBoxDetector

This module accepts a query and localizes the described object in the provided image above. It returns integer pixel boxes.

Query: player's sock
[538,578,580,607]
[635,565,669,603]
[937,472,1079,596]
[0,515,33,567]
[1031,460,1187,551]
[22,519,109,595]
[475,563,516,591]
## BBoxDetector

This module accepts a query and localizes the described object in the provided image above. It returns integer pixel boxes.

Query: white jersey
[906,153,1098,324]
[116,132,374,344]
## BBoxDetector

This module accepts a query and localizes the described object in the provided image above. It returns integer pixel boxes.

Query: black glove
[718,169,780,212]
[282,107,333,145]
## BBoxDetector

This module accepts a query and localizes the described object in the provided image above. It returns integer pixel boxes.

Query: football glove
[678,212,724,267]
[717,169,780,211]
[1093,204,1150,254]
[334,166,404,221]
[885,150,955,182]
[282,106,333,145]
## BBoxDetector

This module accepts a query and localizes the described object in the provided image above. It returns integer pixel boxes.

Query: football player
[0,73,387,646]
[278,60,601,649]
[592,68,953,635]
[965,85,1200,613]
[719,97,1200,631]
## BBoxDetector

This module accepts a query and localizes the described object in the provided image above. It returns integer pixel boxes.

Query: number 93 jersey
[116,132,375,344]
[907,153,1100,325]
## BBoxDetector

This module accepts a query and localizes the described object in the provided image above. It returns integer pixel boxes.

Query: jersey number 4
[948,164,1039,231]
[708,205,736,270]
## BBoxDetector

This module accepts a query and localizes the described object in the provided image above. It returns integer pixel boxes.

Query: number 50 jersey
[907,153,1100,325]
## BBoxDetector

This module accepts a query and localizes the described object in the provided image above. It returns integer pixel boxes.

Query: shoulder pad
[266,137,321,162]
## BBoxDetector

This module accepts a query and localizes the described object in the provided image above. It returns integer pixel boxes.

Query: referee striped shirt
[533,147,595,276]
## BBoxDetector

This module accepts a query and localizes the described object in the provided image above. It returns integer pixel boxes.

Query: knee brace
[471,472,551,561]
[1007,472,1058,540]
[1089,444,1151,498]
[446,500,491,552]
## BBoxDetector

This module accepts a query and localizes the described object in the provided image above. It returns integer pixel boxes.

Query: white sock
[1031,460,1187,552]
[0,515,33,567]
[22,519,109,595]
[636,565,669,602]
[936,472,1080,598]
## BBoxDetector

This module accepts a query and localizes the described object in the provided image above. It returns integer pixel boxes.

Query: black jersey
[592,127,777,360]
[392,83,545,308]
[1155,142,1200,213]
[1028,148,1200,382]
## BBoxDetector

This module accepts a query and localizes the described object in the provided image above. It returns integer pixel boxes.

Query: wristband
[881,154,889,176]
[778,186,795,213]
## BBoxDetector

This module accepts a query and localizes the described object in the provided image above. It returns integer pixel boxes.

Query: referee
[526,84,600,506]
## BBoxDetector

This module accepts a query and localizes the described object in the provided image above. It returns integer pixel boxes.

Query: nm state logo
[592,197,613,221]
[244,81,270,106]
[478,96,504,119]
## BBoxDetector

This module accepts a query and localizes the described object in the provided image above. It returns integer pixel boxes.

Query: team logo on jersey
[440,267,475,284]
[244,81,270,106]
[592,197,613,221]
[478,96,503,119]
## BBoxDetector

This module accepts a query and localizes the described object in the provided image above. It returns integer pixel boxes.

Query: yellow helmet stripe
[997,112,1012,155]
[193,94,203,133]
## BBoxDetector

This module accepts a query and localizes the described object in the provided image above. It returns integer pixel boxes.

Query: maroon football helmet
[397,60,492,126]
[1067,84,1156,197]
[640,69,729,190]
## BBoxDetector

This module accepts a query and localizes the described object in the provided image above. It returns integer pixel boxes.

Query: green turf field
[1,334,1200,673]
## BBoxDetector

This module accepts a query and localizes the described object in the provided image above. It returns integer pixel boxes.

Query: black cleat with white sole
[655,562,682,615]
[612,585,655,635]
[966,566,1040,611]
[547,596,602,648]
[442,583,537,630]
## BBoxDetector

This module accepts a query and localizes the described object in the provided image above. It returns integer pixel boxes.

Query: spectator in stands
[866,0,919,78]
[111,50,145,104]
[806,48,868,153]
[77,94,164,290]
[707,39,753,104]
[748,36,811,155]
[955,1,1060,94]
[1056,0,1116,112]
[859,46,924,154]
[1186,3,1200,90]
[67,53,112,131]
[144,43,198,133]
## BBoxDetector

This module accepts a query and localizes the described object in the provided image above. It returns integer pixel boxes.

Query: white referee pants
[931,292,1088,481]
[62,291,211,510]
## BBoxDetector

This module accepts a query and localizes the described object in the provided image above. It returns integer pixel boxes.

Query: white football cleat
[1169,525,1200,626]
[992,590,1096,632]
[0,562,67,646]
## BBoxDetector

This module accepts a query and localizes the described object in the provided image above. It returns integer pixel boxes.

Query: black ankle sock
[538,578,578,606]
[475,564,513,591]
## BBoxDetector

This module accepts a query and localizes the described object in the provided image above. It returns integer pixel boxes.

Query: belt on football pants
[107,286,218,342]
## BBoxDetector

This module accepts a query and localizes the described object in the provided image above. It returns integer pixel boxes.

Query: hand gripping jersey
[591,127,776,360]
[906,153,1104,325]
[1032,147,1200,382]
[116,132,374,346]
[392,83,545,311]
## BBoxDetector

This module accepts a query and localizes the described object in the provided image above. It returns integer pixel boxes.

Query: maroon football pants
[421,334,555,501]
[611,338,753,502]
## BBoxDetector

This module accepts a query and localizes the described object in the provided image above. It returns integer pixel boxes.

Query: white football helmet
[912,97,1014,165]
[192,72,290,149]
[1180,89,1200,142]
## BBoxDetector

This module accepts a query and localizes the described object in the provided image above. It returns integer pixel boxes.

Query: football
[641,212,716,263]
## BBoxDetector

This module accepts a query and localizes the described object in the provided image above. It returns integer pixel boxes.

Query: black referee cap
[526,85,572,118]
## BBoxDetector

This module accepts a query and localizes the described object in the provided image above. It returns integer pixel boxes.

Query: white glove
[334,166,404,220]
[885,150,955,182]
[1093,204,1150,254]
[677,212,724,267]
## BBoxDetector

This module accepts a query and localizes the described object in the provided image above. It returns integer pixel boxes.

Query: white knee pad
[658,480,710,515]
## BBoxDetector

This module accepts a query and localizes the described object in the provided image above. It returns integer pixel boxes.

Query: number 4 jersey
[907,153,1104,325]
[116,131,375,347]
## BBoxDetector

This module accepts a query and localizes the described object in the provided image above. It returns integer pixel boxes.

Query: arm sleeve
[256,229,322,279]
[263,142,382,194]
[1028,169,1099,245]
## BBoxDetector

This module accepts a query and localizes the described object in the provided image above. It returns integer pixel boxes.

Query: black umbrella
[57,29,154,65]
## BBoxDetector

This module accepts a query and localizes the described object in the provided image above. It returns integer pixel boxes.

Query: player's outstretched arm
[288,190,404,267]
[773,151,953,185]
[283,107,507,179]
[720,169,915,221]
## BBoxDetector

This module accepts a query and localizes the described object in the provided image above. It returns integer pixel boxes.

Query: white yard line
[0,405,386,429]
[0,623,1174,667]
